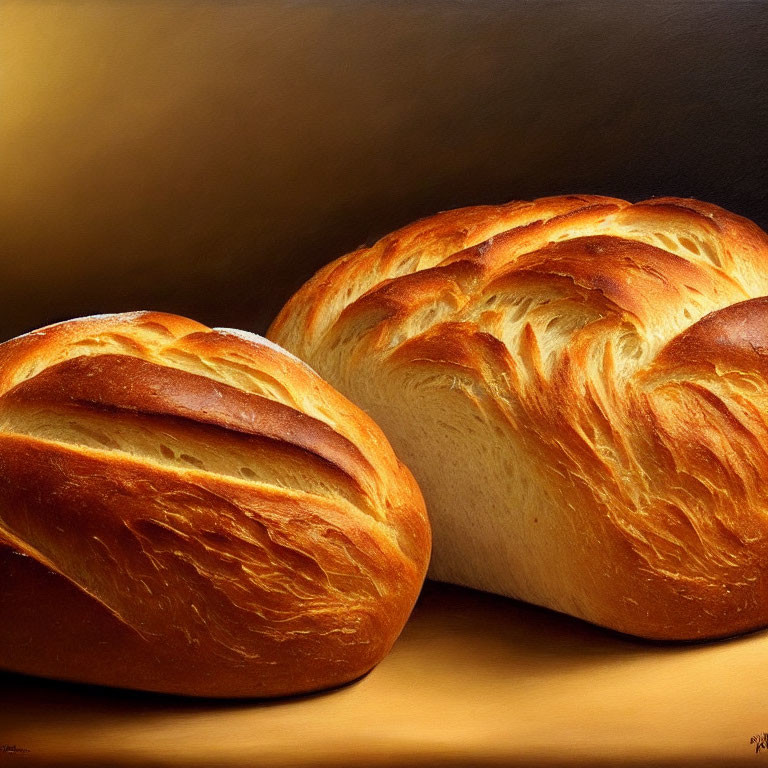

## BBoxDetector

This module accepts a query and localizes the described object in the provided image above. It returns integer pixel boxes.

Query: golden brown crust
[269,195,768,641]
[5,353,377,492]
[0,312,429,697]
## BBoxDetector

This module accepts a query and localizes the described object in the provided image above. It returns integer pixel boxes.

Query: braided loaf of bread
[270,195,768,640]
[0,312,429,696]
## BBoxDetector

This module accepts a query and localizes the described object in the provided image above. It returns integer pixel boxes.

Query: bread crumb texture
[269,195,768,640]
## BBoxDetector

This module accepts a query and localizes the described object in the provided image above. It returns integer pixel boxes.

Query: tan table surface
[1,581,766,767]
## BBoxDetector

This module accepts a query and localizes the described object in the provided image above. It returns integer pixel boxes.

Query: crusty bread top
[0,312,429,695]
[0,311,410,518]
[269,196,768,639]
[270,196,768,362]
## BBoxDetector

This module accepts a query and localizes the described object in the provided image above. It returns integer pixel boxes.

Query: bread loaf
[269,195,768,640]
[0,311,429,697]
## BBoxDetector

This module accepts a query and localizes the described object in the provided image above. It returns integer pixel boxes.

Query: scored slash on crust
[0,311,430,697]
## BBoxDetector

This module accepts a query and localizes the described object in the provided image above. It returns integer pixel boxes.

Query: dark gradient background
[4,3,768,765]
[2,0,768,341]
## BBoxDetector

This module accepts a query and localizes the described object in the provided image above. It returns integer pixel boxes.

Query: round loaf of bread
[0,312,429,697]
[270,195,768,641]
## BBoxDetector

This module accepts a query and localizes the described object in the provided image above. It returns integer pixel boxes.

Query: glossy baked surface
[270,196,768,640]
[0,312,429,697]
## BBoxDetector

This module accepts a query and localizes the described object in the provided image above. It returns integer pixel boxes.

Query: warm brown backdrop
[4,3,768,765]
[2,0,768,341]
